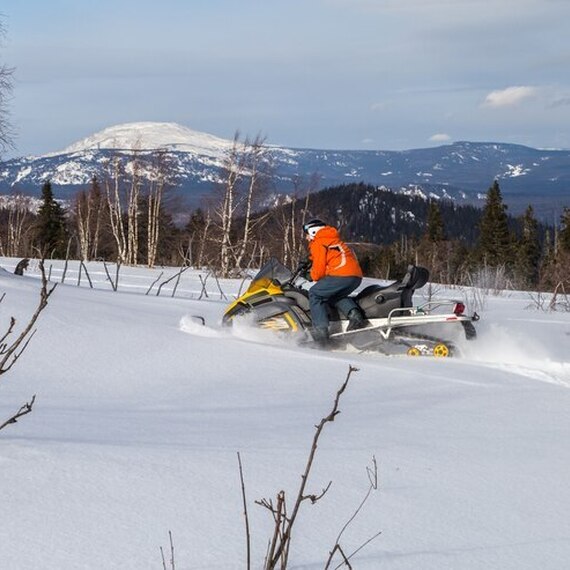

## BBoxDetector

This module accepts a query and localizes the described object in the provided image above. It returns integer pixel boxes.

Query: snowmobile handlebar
[290,259,311,284]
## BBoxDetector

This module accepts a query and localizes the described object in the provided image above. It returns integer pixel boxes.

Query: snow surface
[1,257,570,569]
[49,122,234,158]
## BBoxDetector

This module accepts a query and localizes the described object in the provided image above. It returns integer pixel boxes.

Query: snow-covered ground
[1,257,569,570]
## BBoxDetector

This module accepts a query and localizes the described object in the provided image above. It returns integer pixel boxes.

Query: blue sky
[1,0,570,157]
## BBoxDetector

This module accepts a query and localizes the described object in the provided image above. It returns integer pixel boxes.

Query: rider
[302,219,368,347]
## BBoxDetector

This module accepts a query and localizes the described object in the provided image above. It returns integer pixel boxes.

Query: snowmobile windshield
[246,258,293,293]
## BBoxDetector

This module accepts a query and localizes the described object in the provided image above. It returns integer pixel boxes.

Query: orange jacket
[308,226,363,281]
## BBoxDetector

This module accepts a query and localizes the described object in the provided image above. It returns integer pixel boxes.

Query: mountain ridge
[1,122,569,218]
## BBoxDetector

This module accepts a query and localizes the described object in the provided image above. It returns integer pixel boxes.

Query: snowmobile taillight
[453,302,465,316]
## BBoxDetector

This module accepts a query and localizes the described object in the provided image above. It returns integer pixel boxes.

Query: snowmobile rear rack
[330,299,478,341]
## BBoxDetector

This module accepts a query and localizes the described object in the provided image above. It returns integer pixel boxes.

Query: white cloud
[429,133,451,142]
[482,86,538,108]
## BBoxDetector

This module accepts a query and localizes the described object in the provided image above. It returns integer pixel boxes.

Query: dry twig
[0,395,36,431]
[237,452,252,570]
[325,456,381,569]
[256,364,359,569]
[159,530,176,570]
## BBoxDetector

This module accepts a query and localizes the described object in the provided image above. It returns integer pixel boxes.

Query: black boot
[346,308,369,332]
[311,327,331,349]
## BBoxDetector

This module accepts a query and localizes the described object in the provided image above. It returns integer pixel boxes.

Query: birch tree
[125,150,142,265]
[104,156,128,263]
[279,173,319,266]
[1,194,33,257]
[146,149,172,268]
[233,135,272,271]
[75,177,105,261]
[217,132,245,277]
[0,18,14,156]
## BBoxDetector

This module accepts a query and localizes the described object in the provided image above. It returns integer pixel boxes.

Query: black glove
[296,258,312,281]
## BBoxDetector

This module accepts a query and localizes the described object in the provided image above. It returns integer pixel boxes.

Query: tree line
[0,139,569,292]
[271,180,570,292]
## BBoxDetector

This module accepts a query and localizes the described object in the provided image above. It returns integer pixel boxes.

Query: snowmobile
[222,258,479,356]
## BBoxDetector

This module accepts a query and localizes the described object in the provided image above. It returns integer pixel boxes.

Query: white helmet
[303,218,326,239]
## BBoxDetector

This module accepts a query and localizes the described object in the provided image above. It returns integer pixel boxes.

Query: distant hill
[1,122,569,218]
[262,182,551,247]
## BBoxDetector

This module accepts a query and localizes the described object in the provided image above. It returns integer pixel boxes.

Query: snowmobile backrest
[400,266,429,308]
[410,266,429,289]
[401,265,429,290]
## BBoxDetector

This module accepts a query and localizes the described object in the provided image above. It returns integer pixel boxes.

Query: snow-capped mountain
[51,122,233,158]
[1,122,569,216]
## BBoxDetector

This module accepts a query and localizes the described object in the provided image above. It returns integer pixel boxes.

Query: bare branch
[0,260,56,376]
[0,394,36,432]
[159,531,176,570]
[326,544,352,570]
[145,271,164,295]
[302,480,332,504]
[156,266,190,297]
[339,530,383,569]
[332,457,378,549]
[237,452,252,570]
[103,260,121,291]
[79,261,94,288]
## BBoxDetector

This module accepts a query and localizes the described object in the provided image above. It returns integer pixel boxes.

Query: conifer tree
[425,200,446,242]
[514,205,540,288]
[478,180,511,266]
[36,180,69,257]
[559,207,570,253]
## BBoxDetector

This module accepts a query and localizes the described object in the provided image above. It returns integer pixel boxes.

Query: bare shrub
[0,260,56,432]
[245,365,380,569]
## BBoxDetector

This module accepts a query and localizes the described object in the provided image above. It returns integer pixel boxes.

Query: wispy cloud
[429,133,451,142]
[549,96,570,109]
[482,86,538,108]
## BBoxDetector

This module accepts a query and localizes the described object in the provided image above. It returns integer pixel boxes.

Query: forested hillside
[1,172,569,292]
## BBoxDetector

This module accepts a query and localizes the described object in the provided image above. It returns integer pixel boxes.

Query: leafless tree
[0,17,15,156]
[216,132,245,276]
[0,193,34,257]
[0,260,56,433]
[210,132,274,276]
[102,142,144,265]
[272,173,320,268]
[74,178,105,261]
[125,149,143,265]
[104,156,128,263]
[233,135,272,271]
[146,149,172,268]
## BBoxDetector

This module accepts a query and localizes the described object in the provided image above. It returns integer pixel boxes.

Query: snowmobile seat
[354,265,430,318]
[282,288,311,312]
[355,283,405,318]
